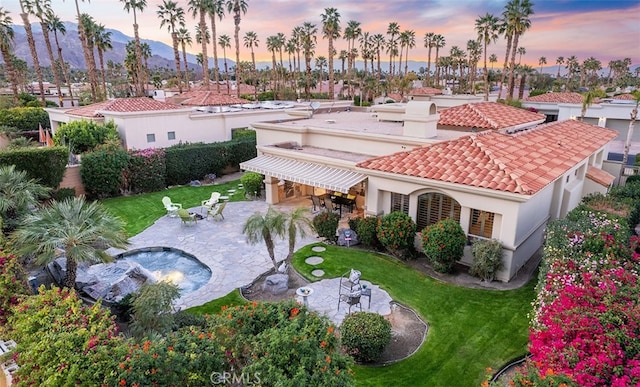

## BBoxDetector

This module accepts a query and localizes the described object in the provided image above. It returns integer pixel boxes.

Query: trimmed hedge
[124,148,166,194]
[0,146,68,188]
[0,107,50,131]
[80,148,128,199]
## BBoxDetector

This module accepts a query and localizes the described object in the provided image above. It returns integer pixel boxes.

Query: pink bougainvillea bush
[514,209,640,386]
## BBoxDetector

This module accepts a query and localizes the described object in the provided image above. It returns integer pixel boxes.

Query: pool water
[118,248,211,294]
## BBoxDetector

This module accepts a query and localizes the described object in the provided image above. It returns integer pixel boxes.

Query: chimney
[402,101,439,138]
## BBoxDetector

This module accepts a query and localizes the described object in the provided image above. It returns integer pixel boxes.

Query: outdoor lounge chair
[162,196,182,217]
[207,202,226,221]
[178,209,197,226]
[201,192,221,214]
[338,290,362,314]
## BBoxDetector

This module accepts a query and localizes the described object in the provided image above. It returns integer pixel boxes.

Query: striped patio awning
[240,156,366,193]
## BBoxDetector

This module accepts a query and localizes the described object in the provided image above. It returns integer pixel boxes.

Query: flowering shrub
[0,252,30,331]
[341,312,392,363]
[123,148,166,194]
[376,211,416,257]
[420,219,467,273]
[356,216,382,249]
[313,211,340,243]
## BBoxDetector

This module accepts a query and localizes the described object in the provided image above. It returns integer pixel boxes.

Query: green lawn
[292,243,535,386]
[101,180,247,236]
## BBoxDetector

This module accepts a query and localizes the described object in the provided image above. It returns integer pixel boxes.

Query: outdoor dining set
[311,192,357,216]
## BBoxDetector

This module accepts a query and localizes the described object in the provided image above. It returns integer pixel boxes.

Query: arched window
[416,192,461,231]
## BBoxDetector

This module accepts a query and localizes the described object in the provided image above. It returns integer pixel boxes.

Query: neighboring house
[241,101,618,281]
[46,97,294,150]
[437,102,546,132]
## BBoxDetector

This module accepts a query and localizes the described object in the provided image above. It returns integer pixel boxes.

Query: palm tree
[449,45,465,92]
[80,14,101,98]
[517,46,526,65]
[580,91,596,121]
[432,34,445,87]
[218,34,231,93]
[538,56,547,74]
[504,0,534,100]
[556,56,564,79]
[176,27,192,90]
[300,22,317,101]
[195,22,211,83]
[188,0,209,88]
[0,165,50,233]
[371,34,384,82]
[243,206,286,271]
[284,207,313,263]
[401,30,416,77]
[489,53,498,70]
[45,12,74,106]
[321,7,340,100]
[466,39,482,93]
[315,55,327,93]
[32,0,64,107]
[423,32,434,86]
[476,13,499,101]
[19,0,46,106]
[63,0,99,102]
[0,7,19,104]
[386,22,400,77]
[94,24,112,98]
[121,0,147,96]
[207,0,225,93]
[338,49,347,75]
[157,0,185,93]
[243,30,259,99]
[344,20,361,98]
[12,197,129,289]
[266,35,279,95]
[226,0,249,97]
[359,31,371,75]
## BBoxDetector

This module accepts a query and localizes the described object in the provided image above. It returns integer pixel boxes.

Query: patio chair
[162,196,182,217]
[178,209,197,226]
[325,199,339,213]
[339,269,361,293]
[201,192,221,214]
[311,195,325,212]
[338,289,362,313]
[207,201,226,221]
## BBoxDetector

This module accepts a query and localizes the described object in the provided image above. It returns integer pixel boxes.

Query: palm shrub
[376,211,417,257]
[241,172,263,197]
[469,239,504,281]
[356,216,382,250]
[313,211,340,243]
[0,165,50,233]
[341,312,392,363]
[421,219,467,273]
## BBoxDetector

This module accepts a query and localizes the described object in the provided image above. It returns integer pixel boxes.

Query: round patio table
[296,287,314,306]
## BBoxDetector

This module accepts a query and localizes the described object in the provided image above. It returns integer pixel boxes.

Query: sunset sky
[2,0,639,68]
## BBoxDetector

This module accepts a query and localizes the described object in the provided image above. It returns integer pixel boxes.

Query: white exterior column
[264,176,280,205]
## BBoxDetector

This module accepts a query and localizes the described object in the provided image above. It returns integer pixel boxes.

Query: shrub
[172,310,207,330]
[231,128,255,140]
[0,107,50,131]
[376,211,416,257]
[469,239,504,281]
[0,146,69,188]
[0,253,31,331]
[240,171,263,196]
[356,216,381,249]
[313,211,340,242]
[420,219,467,273]
[50,187,76,202]
[129,281,181,339]
[165,143,229,185]
[123,148,166,194]
[53,120,120,154]
[347,216,360,232]
[341,312,392,363]
[80,147,129,199]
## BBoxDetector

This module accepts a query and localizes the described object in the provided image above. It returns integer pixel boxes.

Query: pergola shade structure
[240,156,366,193]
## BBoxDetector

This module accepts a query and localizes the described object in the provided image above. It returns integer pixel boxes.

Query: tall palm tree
[195,20,211,84]
[466,39,482,93]
[188,0,209,88]
[338,49,347,75]
[80,13,101,98]
[63,0,98,102]
[315,55,327,93]
[538,56,547,74]
[321,7,340,100]
[176,27,192,90]
[359,31,371,75]
[476,13,499,101]
[0,7,19,104]
[619,93,639,182]
[45,11,74,106]
[580,91,596,121]
[243,206,286,271]
[226,0,249,97]
[0,165,50,233]
[32,0,64,107]
[121,0,147,96]
[489,53,498,70]
[12,197,129,289]
[19,0,46,106]
[266,35,279,95]
[218,34,231,93]
[386,22,400,77]
[517,46,526,65]
[343,20,361,98]
[449,45,465,91]
[504,0,534,100]
[423,32,434,86]
[207,0,225,93]
[556,56,564,79]
[300,22,317,101]
[432,34,445,87]
[371,33,385,88]
[94,24,112,98]
[401,30,415,77]
[157,0,185,93]
[243,30,259,99]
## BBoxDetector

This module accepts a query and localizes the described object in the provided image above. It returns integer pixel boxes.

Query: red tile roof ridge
[469,103,500,129]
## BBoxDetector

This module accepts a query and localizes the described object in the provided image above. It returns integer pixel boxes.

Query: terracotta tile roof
[357,120,618,195]
[410,87,443,95]
[177,91,249,106]
[586,166,615,187]
[438,102,545,130]
[386,93,406,102]
[611,93,637,100]
[66,98,181,117]
[523,92,585,104]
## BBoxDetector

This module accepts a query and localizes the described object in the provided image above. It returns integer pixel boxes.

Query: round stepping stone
[311,269,325,277]
[305,256,324,265]
[311,246,326,252]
